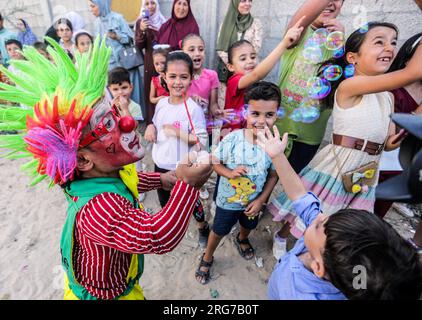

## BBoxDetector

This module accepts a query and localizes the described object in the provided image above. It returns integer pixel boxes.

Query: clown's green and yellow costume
[0,36,199,300]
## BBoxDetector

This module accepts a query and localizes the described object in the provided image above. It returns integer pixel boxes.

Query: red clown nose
[119,116,137,133]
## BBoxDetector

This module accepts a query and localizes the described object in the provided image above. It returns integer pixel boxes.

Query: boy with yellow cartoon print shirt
[194,82,279,285]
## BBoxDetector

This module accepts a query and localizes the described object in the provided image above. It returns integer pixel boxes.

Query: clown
[0,37,212,300]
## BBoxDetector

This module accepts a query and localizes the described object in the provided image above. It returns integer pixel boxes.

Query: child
[108,67,146,200]
[108,67,144,123]
[144,51,208,231]
[270,0,347,262]
[376,32,422,219]
[221,17,305,139]
[5,39,28,109]
[194,82,279,285]
[375,33,422,252]
[181,34,222,138]
[268,22,422,256]
[181,33,223,245]
[33,41,54,62]
[257,126,422,300]
[5,39,24,74]
[0,36,213,300]
[149,47,170,106]
[74,31,93,54]
[276,0,345,174]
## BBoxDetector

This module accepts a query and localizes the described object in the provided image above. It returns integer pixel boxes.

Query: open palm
[257,126,288,159]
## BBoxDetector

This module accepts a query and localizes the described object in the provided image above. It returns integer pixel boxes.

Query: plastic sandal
[234,233,255,260]
[195,253,213,285]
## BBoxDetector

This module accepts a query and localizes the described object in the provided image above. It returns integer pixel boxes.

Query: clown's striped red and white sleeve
[76,180,198,255]
[137,172,162,193]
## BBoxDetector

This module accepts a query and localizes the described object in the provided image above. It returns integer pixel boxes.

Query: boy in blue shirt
[257,126,422,300]
[195,82,280,284]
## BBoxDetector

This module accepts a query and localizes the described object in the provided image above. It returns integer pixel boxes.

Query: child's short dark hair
[228,39,253,64]
[244,81,281,106]
[75,32,93,47]
[180,33,204,49]
[323,209,422,300]
[152,47,170,59]
[33,41,47,51]
[108,67,131,86]
[5,39,23,50]
[164,51,193,76]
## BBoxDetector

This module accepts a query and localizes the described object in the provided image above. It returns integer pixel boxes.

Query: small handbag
[118,40,144,70]
[341,161,378,193]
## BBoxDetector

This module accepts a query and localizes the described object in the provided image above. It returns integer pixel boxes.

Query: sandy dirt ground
[0,150,417,300]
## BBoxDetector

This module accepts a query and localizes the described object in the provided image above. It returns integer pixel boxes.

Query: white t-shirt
[128,100,144,121]
[152,97,207,170]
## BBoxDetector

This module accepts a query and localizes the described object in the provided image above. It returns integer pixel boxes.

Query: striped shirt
[71,173,198,300]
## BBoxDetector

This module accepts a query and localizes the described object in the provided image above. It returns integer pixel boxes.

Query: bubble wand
[182,92,201,148]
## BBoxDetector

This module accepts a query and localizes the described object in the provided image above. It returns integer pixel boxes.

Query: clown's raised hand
[176,151,213,189]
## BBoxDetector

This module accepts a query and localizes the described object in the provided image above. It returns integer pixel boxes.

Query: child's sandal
[195,253,213,285]
[235,233,255,260]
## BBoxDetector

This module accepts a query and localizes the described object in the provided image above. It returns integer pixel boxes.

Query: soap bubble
[307,77,331,99]
[301,106,321,123]
[289,108,303,122]
[310,28,329,47]
[206,119,224,128]
[302,45,323,64]
[323,65,343,81]
[277,107,286,119]
[224,106,247,125]
[344,64,355,78]
[333,46,345,58]
[325,31,344,51]
[359,22,369,34]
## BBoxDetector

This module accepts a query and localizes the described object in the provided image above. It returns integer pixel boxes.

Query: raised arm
[78,181,199,255]
[135,19,148,50]
[256,127,307,201]
[238,17,305,90]
[339,43,422,101]
[78,153,213,255]
[287,0,333,45]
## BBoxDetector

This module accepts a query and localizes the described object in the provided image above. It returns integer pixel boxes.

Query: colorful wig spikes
[0,36,111,185]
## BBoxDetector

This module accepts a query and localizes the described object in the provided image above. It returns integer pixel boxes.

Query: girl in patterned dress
[269,22,422,245]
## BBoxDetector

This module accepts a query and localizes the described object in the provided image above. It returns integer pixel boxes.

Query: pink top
[188,69,220,134]
[188,68,219,117]
[152,75,169,99]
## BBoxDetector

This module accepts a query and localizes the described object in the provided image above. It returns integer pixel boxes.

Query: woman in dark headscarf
[215,0,262,107]
[156,0,199,51]
[88,0,142,106]
[16,19,37,46]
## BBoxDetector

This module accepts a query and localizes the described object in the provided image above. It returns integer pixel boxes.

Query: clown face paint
[87,97,145,169]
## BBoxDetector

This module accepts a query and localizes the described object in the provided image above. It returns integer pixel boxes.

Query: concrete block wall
[0,0,421,82]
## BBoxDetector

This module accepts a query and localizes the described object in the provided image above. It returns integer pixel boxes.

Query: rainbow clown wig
[0,37,111,186]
